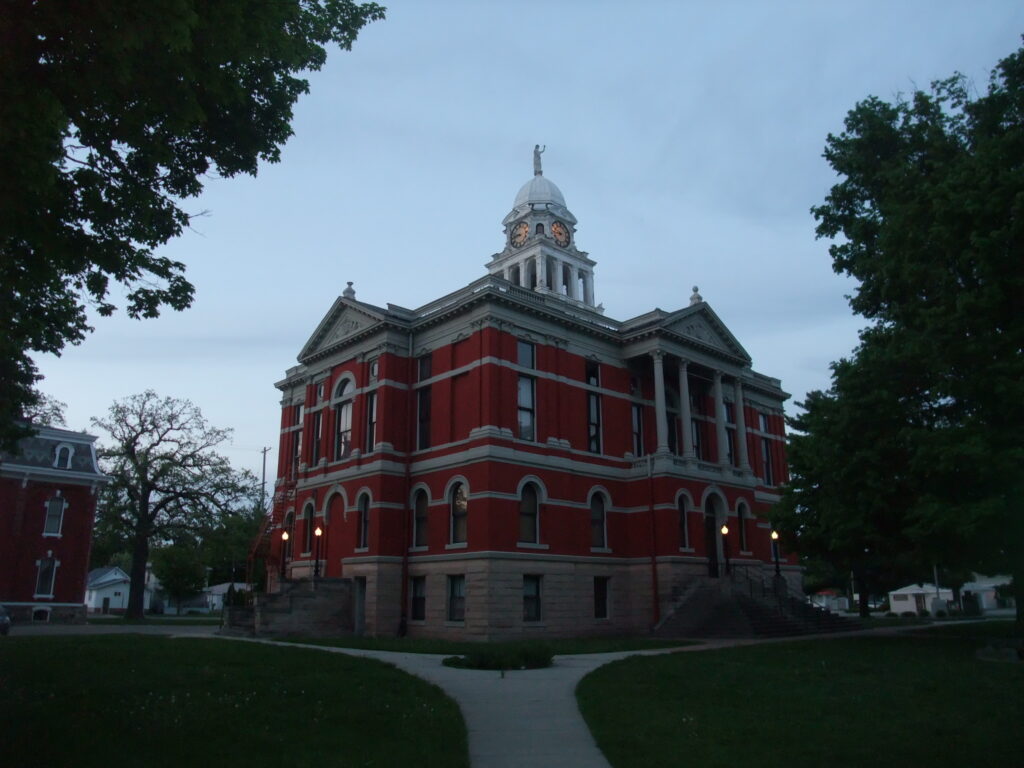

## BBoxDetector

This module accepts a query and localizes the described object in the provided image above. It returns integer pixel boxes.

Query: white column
[538,254,548,289]
[653,351,669,453]
[568,266,578,299]
[679,360,695,459]
[713,370,728,466]
[518,260,528,288]
[583,272,594,305]
[733,378,750,471]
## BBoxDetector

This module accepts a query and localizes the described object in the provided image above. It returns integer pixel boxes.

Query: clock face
[551,221,570,247]
[510,221,529,247]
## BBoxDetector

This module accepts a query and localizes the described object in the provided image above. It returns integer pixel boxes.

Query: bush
[885,611,897,617]
[900,611,917,618]
[935,610,947,618]
[918,609,930,617]
[442,641,553,670]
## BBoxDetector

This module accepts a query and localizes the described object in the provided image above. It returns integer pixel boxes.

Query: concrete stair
[221,578,355,638]
[654,574,862,639]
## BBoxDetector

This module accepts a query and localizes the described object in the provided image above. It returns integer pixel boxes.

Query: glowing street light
[313,525,323,581]
[771,530,781,576]
[280,530,290,578]
[720,524,731,575]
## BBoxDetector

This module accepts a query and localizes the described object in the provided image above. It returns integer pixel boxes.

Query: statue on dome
[533,144,545,175]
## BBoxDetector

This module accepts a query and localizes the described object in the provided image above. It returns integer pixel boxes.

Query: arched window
[519,483,539,544]
[535,223,544,235]
[283,512,294,560]
[677,496,689,549]
[333,379,353,460]
[738,503,748,551]
[450,482,468,544]
[53,443,74,469]
[590,494,607,549]
[357,494,370,549]
[412,489,429,548]
[303,504,314,554]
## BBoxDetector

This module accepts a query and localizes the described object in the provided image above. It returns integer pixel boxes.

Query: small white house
[887,583,954,615]
[960,574,1014,613]
[85,565,162,613]
[206,582,252,611]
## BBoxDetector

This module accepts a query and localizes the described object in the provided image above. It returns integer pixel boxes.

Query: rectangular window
[585,359,600,386]
[726,428,737,466]
[418,353,432,382]
[417,387,432,450]
[365,392,377,452]
[517,339,535,368]
[632,404,644,457]
[311,411,323,464]
[410,576,426,621]
[35,557,56,597]
[725,402,735,424]
[594,576,609,619]
[761,438,775,486]
[517,375,535,441]
[759,412,770,432]
[413,494,429,548]
[587,393,602,453]
[691,420,702,460]
[447,575,465,622]
[43,497,64,535]
[293,404,303,425]
[292,429,302,476]
[523,575,542,622]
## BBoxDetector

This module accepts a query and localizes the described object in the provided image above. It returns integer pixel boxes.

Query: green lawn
[0,636,468,768]
[88,615,222,625]
[281,634,694,656]
[577,626,1022,768]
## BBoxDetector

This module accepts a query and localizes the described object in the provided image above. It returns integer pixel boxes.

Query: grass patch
[442,641,553,670]
[0,636,468,768]
[280,634,694,656]
[577,633,1023,768]
[88,616,222,625]
[912,619,1019,639]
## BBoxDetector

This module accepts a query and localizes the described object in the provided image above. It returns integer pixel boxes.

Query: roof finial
[533,144,545,176]
[343,281,356,299]
[689,285,702,305]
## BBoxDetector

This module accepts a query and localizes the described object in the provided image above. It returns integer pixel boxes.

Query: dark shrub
[442,641,553,670]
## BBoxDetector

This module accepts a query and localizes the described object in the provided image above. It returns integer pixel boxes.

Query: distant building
[0,424,108,623]
[888,583,955,615]
[263,152,793,639]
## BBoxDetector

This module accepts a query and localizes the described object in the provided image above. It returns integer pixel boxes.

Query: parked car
[0,604,11,635]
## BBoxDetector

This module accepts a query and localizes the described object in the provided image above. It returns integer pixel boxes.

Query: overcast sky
[34,1,1023,485]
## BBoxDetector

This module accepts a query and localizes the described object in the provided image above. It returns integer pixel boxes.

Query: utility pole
[259,446,271,516]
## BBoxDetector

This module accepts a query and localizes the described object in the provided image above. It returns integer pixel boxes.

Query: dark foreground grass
[87,615,222,625]
[577,627,1023,768]
[282,634,694,656]
[0,636,468,768]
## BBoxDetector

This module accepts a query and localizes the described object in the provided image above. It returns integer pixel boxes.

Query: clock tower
[487,147,598,308]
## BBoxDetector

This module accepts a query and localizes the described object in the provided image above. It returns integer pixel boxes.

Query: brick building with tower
[260,150,794,639]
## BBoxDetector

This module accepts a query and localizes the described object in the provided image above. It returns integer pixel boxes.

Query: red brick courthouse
[261,152,794,639]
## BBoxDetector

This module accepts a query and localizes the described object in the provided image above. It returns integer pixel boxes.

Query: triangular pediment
[298,299,387,362]
[662,305,751,362]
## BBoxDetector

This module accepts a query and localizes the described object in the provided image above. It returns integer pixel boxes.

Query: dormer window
[53,443,74,469]
[535,223,545,235]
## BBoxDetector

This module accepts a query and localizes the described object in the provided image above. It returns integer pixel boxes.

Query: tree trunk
[855,569,871,618]
[126,531,150,619]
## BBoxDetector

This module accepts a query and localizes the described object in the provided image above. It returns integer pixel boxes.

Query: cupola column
[679,360,695,459]
[583,272,594,305]
[713,370,729,466]
[652,351,670,453]
[733,379,751,471]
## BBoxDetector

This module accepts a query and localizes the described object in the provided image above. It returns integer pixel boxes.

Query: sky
[34,1,1024,485]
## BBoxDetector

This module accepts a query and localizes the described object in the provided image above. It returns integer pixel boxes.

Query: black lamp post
[771,530,781,576]
[280,530,290,579]
[313,525,323,582]
[720,524,731,575]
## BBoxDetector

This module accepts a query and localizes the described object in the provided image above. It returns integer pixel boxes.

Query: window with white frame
[518,483,540,544]
[590,494,607,549]
[302,504,314,553]
[761,438,775,486]
[364,391,377,452]
[35,556,58,597]
[410,576,426,621]
[412,489,429,548]
[43,495,65,536]
[357,494,370,549]
[738,504,748,551]
[632,404,644,457]
[677,497,689,548]
[587,392,602,453]
[333,379,353,460]
[53,443,74,469]
[449,482,468,544]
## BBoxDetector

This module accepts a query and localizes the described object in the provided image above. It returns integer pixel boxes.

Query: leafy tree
[92,391,259,618]
[152,544,208,615]
[0,0,384,449]
[21,393,68,428]
[777,42,1024,625]
[199,507,264,585]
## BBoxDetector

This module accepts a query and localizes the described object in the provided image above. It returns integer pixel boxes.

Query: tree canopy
[774,42,1024,622]
[93,391,259,618]
[0,0,384,448]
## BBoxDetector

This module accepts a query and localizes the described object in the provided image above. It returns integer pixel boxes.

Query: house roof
[207,582,252,595]
[87,566,130,589]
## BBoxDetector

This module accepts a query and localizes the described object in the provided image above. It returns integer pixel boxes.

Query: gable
[662,305,751,362]
[298,299,387,362]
